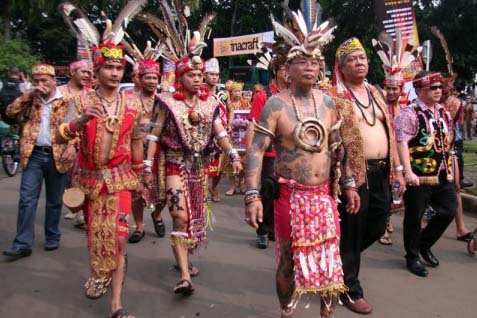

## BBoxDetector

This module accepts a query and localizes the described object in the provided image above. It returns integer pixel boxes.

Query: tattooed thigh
[166,188,185,213]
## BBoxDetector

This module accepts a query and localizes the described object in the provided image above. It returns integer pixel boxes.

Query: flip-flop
[378,235,392,246]
[457,232,473,242]
[225,189,235,196]
[110,308,135,318]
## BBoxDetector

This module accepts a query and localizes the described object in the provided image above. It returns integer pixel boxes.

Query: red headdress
[59,0,147,69]
[138,1,215,101]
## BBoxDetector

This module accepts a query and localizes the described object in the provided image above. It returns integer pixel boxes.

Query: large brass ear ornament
[293,117,327,153]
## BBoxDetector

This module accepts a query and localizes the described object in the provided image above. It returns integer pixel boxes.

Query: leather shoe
[3,248,32,258]
[341,297,373,314]
[406,259,428,277]
[256,234,268,249]
[44,244,59,251]
[420,248,439,267]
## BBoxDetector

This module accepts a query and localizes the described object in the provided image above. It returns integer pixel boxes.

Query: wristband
[395,165,404,172]
[148,122,163,129]
[244,189,259,196]
[144,159,153,167]
[146,134,159,142]
[216,130,228,141]
[341,176,356,188]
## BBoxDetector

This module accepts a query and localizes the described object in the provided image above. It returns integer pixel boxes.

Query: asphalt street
[0,170,476,318]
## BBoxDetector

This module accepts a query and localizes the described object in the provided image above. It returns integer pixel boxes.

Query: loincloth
[84,191,131,280]
[274,177,347,299]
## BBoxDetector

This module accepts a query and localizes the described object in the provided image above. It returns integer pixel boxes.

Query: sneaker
[64,212,75,219]
[256,234,268,249]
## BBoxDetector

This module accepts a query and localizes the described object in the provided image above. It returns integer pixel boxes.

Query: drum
[62,187,85,213]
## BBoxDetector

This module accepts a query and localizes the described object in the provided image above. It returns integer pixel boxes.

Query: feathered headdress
[372,30,421,86]
[137,0,216,77]
[121,34,163,77]
[270,0,337,62]
[431,26,454,76]
[58,0,147,69]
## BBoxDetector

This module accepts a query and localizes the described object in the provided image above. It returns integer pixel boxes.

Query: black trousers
[339,165,391,299]
[455,139,464,182]
[257,156,276,236]
[403,181,457,261]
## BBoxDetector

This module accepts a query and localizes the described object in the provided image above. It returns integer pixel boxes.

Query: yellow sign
[213,32,273,57]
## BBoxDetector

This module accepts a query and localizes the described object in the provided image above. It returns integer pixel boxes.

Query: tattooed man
[244,8,349,317]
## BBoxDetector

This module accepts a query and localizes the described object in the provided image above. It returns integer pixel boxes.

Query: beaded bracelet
[244,194,262,205]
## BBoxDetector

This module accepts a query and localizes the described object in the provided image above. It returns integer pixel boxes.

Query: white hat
[205,58,220,73]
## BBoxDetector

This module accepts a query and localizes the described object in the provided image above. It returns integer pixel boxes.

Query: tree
[0,39,38,77]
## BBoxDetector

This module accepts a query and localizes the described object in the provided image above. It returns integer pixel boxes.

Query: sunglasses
[428,85,443,91]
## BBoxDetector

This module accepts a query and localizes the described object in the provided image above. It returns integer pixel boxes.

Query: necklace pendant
[105,115,119,133]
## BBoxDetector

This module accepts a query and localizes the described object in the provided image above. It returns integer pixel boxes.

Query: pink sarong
[274,178,347,298]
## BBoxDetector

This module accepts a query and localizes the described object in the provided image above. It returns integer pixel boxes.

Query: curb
[461,192,477,214]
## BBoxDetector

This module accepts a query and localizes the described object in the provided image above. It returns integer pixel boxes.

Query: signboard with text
[375,0,423,81]
[375,0,420,47]
[213,31,274,57]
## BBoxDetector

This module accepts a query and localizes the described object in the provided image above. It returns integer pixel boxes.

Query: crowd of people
[0,1,475,318]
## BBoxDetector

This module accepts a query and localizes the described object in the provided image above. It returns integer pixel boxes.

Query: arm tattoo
[246,126,270,178]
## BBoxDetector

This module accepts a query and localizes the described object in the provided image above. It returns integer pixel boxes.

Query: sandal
[378,232,392,246]
[225,189,235,196]
[84,277,111,299]
[128,230,145,243]
[173,279,194,295]
[111,308,135,318]
[211,189,220,202]
[173,263,200,277]
[151,212,166,238]
[457,232,472,242]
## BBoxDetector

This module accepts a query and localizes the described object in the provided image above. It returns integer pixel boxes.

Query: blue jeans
[11,149,67,250]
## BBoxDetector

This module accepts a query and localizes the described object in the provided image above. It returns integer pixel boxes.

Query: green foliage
[0,38,38,77]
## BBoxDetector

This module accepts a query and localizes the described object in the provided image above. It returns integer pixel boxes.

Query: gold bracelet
[59,124,74,141]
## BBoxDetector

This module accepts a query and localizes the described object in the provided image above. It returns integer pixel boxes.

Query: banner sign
[375,0,419,47]
[231,110,250,151]
[213,31,274,57]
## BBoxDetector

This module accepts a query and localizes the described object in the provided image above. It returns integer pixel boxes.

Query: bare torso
[98,96,123,166]
[351,89,389,159]
[272,89,338,185]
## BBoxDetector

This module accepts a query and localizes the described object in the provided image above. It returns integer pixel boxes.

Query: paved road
[0,170,476,318]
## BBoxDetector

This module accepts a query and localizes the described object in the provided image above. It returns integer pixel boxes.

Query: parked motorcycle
[0,126,20,177]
